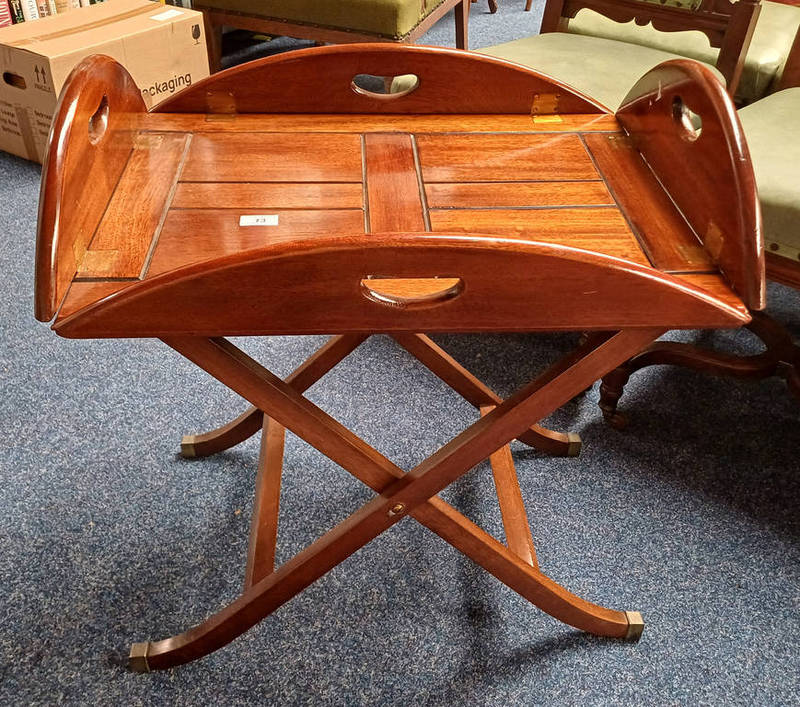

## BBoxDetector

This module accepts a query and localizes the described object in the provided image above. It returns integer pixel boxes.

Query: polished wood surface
[157,44,606,116]
[36,47,763,672]
[618,60,764,310]
[416,133,600,182]
[364,133,427,232]
[35,55,147,322]
[425,180,614,208]
[77,133,190,280]
[540,0,761,96]
[581,133,714,273]
[137,112,621,134]
[181,133,363,182]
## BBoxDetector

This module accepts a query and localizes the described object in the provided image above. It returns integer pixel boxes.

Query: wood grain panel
[364,133,426,232]
[417,134,600,183]
[59,281,134,319]
[181,133,363,183]
[582,133,713,273]
[618,60,763,309]
[35,55,147,321]
[77,133,190,279]
[675,274,747,313]
[172,182,363,210]
[136,113,621,135]
[147,209,365,276]
[426,181,613,209]
[55,234,750,338]
[430,208,649,264]
[156,43,606,116]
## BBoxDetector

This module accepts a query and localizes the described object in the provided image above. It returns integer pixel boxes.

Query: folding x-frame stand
[129,329,660,671]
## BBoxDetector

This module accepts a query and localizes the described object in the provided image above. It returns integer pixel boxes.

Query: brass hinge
[531,93,560,115]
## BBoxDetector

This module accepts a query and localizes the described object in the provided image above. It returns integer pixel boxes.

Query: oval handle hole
[361,277,463,309]
[351,73,420,100]
[672,95,702,142]
[3,72,26,90]
[88,95,109,145]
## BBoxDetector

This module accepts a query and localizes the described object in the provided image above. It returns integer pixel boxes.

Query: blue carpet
[1,3,799,704]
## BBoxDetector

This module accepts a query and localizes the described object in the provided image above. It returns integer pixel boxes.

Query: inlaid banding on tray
[430,207,650,265]
[172,182,364,210]
[426,181,614,209]
[181,133,364,183]
[416,133,600,182]
[146,208,366,276]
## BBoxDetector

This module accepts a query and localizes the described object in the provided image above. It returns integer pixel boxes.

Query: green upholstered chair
[739,87,800,288]
[565,1,800,103]
[478,0,761,110]
[196,0,472,72]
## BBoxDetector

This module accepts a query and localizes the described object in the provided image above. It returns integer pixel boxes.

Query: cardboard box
[0,0,209,162]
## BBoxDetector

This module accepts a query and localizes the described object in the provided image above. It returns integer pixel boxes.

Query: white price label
[151,9,184,21]
[239,214,280,227]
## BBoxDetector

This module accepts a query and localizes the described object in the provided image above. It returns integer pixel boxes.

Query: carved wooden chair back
[539,0,762,95]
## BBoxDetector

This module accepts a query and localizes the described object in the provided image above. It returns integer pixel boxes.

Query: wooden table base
[599,311,800,428]
[129,329,660,671]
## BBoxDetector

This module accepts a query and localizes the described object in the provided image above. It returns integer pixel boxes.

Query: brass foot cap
[129,642,151,673]
[624,611,644,641]
[180,435,198,458]
[566,433,582,457]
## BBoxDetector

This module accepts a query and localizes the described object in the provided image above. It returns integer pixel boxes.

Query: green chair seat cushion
[478,32,724,111]
[738,88,800,261]
[566,1,800,103]
[194,0,447,39]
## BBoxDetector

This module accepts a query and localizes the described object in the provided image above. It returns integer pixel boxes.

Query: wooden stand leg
[481,405,538,569]
[180,334,367,458]
[455,0,470,50]
[392,333,582,456]
[128,329,660,671]
[203,12,223,74]
[598,311,799,425]
[244,414,285,589]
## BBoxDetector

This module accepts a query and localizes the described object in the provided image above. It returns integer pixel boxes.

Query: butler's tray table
[34,44,764,670]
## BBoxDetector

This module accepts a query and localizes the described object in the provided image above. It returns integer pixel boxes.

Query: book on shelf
[55,0,82,12]
[35,0,56,16]
[8,0,25,23]
[20,0,38,21]
[1,1,12,27]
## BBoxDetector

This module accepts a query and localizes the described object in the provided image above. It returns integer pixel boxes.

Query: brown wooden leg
[481,405,538,569]
[598,311,799,425]
[490,0,499,12]
[392,333,582,456]
[455,0,470,50]
[130,329,661,671]
[203,12,223,74]
[180,334,368,458]
[244,414,285,589]
[524,0,532,11]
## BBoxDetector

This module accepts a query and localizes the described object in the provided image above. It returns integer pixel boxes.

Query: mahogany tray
[34,44,763,671]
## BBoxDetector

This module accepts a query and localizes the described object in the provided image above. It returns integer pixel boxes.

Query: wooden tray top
[35,45,764,338]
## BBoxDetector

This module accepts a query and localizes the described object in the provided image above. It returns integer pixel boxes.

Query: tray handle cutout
[360,277,463,309]
[351,73,420,100]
